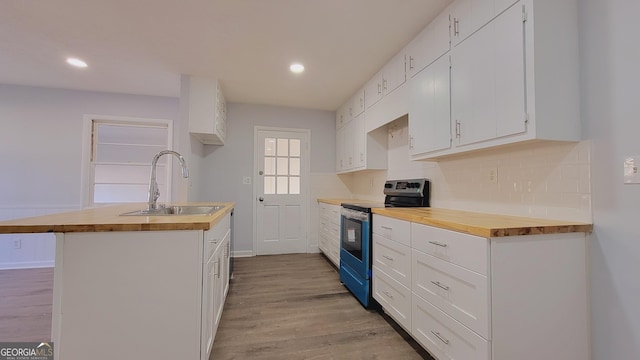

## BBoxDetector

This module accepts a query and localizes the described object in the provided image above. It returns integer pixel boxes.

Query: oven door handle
[341,208,370,222]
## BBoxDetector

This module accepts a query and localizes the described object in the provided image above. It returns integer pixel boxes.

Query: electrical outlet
[12,238,21,250]
[488,167,498,184]
[243,176,252,185]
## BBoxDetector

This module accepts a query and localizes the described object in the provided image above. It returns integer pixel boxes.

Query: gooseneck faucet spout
[148,150,189,211]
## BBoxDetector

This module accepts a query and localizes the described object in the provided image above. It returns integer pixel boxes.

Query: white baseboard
[0,260,55,270]
[231,250,254,258]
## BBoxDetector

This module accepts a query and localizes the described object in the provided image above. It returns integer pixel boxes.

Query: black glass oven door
[341,216,363,261]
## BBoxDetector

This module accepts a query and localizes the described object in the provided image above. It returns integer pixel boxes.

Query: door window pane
[265,138,276,156]
[277,157,289,175]
[277,139,289,156]
[277,176,288,194]
[264,157,276,175]
[290,139,301,157]
[290,158,300,176]
[264,176,276,194]
[289,177,300,194]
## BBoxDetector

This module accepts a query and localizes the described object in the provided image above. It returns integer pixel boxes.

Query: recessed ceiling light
[290,63,304,74]
[66,57,88,68]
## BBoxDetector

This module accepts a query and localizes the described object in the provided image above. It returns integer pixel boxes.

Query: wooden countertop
[372,207,592,238]
[317,198,381,206]
[0,202,235,234]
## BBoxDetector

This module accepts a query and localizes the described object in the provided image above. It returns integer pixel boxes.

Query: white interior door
[254,128,309,255]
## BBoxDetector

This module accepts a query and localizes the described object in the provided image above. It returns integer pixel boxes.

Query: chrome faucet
[148,150,189,211]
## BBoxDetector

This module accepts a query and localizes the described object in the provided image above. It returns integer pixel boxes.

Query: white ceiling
[0,0,452,111]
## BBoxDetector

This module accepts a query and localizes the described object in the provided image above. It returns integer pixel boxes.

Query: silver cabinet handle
[431,331,450,345]
[409,56,414,70]
[214,261,219,277]
[383,255,394,261]
[381,226,393,230]
[429,241,448,247]
[453,18,459,36]
[431,280,450,291]
[429,241,447,247]
[383,291,393,299]
[210,238,220,244]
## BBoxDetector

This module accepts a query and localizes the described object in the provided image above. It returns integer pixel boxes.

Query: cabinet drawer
[373,267,411,331]
[373,215,411,247]
[373,234,411,288]
[204,215,230,260]
[411,223,488,275]
[412,294,490,360]
[413,249,490,339]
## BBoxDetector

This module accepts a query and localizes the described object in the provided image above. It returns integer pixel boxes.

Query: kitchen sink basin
[120,205,224,216]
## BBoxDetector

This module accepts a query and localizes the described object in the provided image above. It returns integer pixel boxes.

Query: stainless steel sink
[120,205,224,216]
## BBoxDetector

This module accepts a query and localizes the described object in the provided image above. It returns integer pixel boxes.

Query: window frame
[81,115,173,208]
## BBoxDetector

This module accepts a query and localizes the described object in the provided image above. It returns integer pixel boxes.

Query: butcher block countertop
[372,207,592,238]
[0,202,234,234]
[317,198,381,206]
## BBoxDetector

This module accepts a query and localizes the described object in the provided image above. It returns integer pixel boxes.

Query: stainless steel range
[340,179,430,308]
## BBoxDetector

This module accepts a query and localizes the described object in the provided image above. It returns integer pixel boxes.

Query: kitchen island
[0,202,234,360]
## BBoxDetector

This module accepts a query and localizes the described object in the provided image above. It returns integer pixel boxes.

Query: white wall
[199,103,350,256]
[580,1,640,358]
[0,84,180,269]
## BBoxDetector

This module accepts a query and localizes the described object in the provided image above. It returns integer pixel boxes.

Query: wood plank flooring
[211,254,433,360]
[0,267,53,342]
[0,255,433,359]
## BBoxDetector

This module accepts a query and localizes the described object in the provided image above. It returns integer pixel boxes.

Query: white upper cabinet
[365,52,406,110]
[409,54,452,156]
[349,88,365,119]
[336,102,349,130]
[451,3,526,146]
[406,8,451,78]
[450,0,519,46]
[187,76,227,145]
[336,111,387,174]
[412,0,580,160]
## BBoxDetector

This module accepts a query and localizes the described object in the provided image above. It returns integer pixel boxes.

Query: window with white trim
[89,119,171,206]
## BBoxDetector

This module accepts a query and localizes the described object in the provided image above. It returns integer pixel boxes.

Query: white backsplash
[349,117,592,223]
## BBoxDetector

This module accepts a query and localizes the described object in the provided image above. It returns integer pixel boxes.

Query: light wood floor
[0,255,432,359]
[211,254,433,359]
[0,267,53,342]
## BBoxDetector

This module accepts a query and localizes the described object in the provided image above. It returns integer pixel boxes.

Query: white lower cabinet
[412,293,490,360]
[372,215,589,360]
[201,214,231,360]
[412,248,489,339]
[373,267,412,331]
[318,202,341,267]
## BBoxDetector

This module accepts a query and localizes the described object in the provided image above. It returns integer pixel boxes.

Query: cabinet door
[407,9,451,78]
[350,89,365,118]
[382,53,406,96]
[494,2,526,138]
[451,0,494,46]
[336,126,346,171]
[451,22,496,146]
[202,252,217,358]
[364,73,383,109]
[344,120,356,169]
[351,114,365,169]
[409,55,452,155]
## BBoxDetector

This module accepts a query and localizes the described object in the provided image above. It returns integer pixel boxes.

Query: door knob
[259,197,264,202]
[259,170,264,175]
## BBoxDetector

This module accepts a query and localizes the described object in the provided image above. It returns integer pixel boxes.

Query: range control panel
[384,179,429,196]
